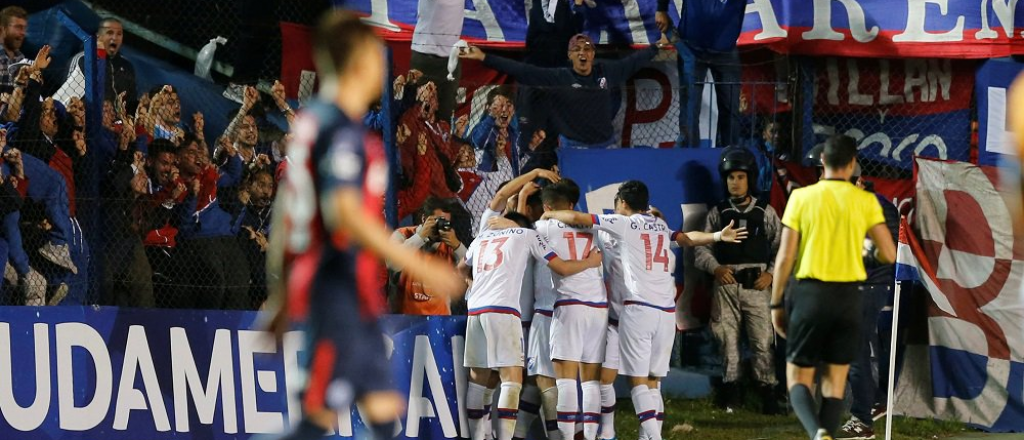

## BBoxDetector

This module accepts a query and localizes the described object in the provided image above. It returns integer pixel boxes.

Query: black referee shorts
[785,279,863,366]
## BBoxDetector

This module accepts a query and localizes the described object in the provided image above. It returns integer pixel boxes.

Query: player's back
[467,227,554,316]
[598,230,627,320]
[281,100,387,321]
[536,219,605,304]
[533,258,557,316]
[616,213,676,309]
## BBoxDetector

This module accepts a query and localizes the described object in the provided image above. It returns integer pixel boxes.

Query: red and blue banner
[0,307,471,440]
[336,0,1024,58]
[805,57,975,170]
[892,158,1024,432]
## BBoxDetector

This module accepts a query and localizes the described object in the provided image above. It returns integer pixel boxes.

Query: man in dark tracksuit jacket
[460,35,662,149]
[173,138,250,310]
[518,0,586,171]
[836,179,900,440]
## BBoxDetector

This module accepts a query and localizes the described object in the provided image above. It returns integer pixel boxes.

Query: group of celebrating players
[459,169,743,440]
[270,9,897,440]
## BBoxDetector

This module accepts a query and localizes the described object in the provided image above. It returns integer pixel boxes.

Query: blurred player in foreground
[265,11,463,440]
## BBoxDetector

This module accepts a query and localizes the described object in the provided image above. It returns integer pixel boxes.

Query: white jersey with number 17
[466,228,557,317]
[591,213,678,310]
[535,219,606,305]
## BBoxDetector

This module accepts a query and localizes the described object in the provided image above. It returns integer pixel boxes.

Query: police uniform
[696,197,780,387]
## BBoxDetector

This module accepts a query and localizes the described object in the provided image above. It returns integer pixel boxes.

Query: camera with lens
[436,217,452,232]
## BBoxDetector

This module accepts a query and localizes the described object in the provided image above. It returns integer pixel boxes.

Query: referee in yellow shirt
[770,135,896,440]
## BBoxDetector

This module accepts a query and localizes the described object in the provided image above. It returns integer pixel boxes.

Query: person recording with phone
[388,197,467,315]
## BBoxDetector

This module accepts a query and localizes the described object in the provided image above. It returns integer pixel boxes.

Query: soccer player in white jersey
[531,179,607,440]
[541,180,745,440]
[596,205,667,440]
[462,212,602,440]
[596,226,625,440]
[518,213,563,440]
[476,167,560,439]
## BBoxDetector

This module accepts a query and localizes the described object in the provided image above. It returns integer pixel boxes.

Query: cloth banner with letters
[805,57,975,170]
[335,0,1024,58]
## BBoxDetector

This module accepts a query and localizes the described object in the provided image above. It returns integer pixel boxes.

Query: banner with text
[806,57,975,170]
[336,0,1024,58]
[0,307,471,440]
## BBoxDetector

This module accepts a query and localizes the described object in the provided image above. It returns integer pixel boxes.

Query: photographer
[388,197,467,315]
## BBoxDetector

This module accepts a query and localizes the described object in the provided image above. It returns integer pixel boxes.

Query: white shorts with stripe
[527,311,556,377]
[550,300,608,364]
[602,318,621,371]
[465,312,525,368]
[619,301,675,378]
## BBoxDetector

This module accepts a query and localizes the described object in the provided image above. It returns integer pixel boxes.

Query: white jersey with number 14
[592,213,677,310]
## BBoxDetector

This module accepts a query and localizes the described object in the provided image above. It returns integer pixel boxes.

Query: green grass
[611,397,972,440]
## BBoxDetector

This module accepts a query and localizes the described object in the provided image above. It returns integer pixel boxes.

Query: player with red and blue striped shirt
[265,11,462,440]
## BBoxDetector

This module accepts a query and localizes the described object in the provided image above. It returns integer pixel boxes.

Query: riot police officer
[696,146,783,414]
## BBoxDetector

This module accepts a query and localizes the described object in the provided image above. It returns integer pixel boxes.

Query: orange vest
[393,226,454,315]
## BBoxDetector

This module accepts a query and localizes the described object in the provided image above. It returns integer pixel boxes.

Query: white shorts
[522,320,531,360]
[550,304,608,364]
[465,313,525,368]
[602,319,620,371]
[619,303,675,378]
[527,312,556,377]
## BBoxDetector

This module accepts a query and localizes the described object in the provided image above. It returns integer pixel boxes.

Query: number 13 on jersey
[641,233,669,272]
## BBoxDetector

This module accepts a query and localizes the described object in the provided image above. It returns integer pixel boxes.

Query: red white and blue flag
[893,157,1024,432]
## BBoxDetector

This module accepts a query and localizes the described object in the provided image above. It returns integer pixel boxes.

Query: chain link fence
[797,56,977,181]
[6,5,978,316]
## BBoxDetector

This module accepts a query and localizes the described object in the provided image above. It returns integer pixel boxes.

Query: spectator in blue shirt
[470,87,521,174]
[173,136,251,309]
[657,0,745,148]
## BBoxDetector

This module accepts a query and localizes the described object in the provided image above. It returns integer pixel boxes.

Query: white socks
[541,386,562,440]
[581,381,601,440]
[468,383,488,440]
[513,384,540,439]
[630,385,660,440]
[649,387,664,436]
[497,382,522,440]
[599,383,616,440]
[556,379,579,440]
[483,386,496,440]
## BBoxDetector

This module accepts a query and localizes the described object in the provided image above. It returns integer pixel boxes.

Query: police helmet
[807,144,862,177]
[718,146,759,186]
[805,145,825,168]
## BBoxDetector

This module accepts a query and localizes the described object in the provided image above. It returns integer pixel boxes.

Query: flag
[893,158,1024,432]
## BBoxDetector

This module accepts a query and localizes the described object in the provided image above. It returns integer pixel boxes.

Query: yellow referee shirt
[781,179,886,282]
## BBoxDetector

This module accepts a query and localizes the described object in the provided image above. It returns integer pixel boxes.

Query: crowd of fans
[3,2,907,438]
[0,1,793,313]
[0,6,289,309]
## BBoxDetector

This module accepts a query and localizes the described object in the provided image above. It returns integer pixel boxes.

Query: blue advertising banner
[558,148,724,230]
[976,58,1024,167]
[0,307,470,440]
[336,0,1024,58]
